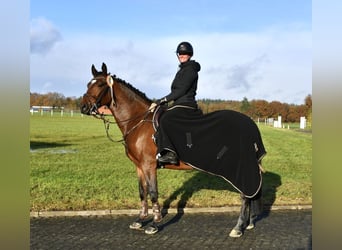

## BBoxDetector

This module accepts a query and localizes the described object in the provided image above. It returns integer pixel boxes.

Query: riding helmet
[176,41,193,56]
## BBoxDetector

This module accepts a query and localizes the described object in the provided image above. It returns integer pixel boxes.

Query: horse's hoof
[246,223,254,230]
[145,226,158,235]
[229,228,243,238]
[129,221,143,230]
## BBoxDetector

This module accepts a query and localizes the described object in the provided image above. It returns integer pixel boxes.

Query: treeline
[30,92,312,123]
[198,95,312,123]
[30,92,82,111]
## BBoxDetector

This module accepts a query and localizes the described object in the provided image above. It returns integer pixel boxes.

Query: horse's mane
[112,74,152,103]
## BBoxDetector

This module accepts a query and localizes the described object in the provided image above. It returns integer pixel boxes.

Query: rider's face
[177,53,191,63]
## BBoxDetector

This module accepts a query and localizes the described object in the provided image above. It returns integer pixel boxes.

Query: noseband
[84,88,108,115]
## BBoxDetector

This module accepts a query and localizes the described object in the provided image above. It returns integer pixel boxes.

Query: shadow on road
[158,170,281,231]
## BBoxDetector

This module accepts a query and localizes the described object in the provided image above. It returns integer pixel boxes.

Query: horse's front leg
[144,165,162,235]
[129,166,148,230]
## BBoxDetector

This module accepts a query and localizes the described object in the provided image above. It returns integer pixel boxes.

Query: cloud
[30,17,62,54]
[30,25,311,104]
[42,81,53,92]
[191,30,311,103]
[210,54,269,92]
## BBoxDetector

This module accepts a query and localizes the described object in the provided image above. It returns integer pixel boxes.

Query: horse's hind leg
[247,189,263,230]
[229,194,250,238]
[229,188,263,237]
[247,163,264,230]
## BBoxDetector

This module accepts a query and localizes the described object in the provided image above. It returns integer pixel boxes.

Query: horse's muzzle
[80,103,99,115]
[80,104,90,115]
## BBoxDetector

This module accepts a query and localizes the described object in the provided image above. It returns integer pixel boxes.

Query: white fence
[31,110,309,130]
[256,116,308,130]
[30,109,83,117]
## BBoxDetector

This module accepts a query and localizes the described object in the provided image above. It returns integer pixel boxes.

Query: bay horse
[80,63,264,237]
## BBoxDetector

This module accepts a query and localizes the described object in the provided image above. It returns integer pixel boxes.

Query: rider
[149,41,202,165]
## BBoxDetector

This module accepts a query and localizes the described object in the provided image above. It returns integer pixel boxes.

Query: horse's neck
[109,84,149,133]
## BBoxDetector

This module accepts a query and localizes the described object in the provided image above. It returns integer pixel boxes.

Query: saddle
[152,105,167,132]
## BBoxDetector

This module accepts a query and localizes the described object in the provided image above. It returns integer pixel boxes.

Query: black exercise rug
[157,107,266,198]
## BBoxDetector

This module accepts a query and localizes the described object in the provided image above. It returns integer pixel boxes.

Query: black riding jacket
[158,60,201,107]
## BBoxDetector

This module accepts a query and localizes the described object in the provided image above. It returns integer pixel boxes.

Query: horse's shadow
[30,141,72,150]
[156,170,281,231]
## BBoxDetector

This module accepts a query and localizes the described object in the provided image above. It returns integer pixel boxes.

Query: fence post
[300,116,306,129]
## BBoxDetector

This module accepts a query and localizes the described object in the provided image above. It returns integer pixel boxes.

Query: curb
[30,205,312,218]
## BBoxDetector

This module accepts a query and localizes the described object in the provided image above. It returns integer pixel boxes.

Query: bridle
[95,109,152,143]
[85,75,154,143]
[85,75,116,115]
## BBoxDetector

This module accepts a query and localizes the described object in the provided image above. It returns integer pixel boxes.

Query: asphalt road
[30,209,311,249]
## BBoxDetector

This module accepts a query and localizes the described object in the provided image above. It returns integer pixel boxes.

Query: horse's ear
[91,64,98,76]
[101,63,108,75]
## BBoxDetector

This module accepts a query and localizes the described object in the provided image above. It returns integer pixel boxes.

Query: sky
[30,0,312,104]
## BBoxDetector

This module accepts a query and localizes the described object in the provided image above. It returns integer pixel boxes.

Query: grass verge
[30,114,311,211]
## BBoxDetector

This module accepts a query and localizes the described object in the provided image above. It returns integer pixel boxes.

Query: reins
[89,74,155,143]
[92,107,154,143]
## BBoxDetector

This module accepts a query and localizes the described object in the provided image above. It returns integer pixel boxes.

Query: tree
[30,92,81,111]
[30,91,313,124]
[304,94,312,110]
[251,100,270,118]
[304,94,312,126]
[240,97,250,114]
[287,105,300,122]
[269,101,289,121]
[46,92,65,108]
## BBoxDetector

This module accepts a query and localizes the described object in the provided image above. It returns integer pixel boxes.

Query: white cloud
[30,24,311,104]
[42,81,53,92]
[30,17,62,54]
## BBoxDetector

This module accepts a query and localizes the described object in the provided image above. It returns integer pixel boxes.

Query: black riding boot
[157,151,179,165]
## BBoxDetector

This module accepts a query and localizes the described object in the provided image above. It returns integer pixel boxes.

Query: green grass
[30,114,312,211]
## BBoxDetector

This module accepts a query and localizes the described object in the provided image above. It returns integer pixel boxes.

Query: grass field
[30,113,312,211]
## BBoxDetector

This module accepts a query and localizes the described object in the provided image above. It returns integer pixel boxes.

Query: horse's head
[80,63,115,115]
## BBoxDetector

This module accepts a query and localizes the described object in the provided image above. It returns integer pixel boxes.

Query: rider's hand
[149,103,157,112]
